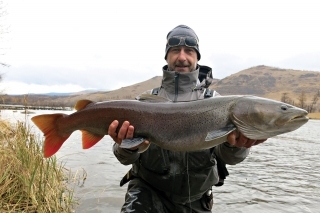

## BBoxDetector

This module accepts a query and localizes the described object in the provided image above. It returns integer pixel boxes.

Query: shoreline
[308,113,320,120]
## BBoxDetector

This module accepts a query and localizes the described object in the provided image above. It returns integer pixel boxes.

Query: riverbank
[308,112,320,119]
[0,120,77,212]
[1,109,319,212]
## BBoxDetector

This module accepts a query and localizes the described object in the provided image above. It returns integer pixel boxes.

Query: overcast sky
[0,0,320,95]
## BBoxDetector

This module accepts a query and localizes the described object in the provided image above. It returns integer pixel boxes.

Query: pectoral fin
[120,137,148,151]
[137,142,150,153]
[205,125,236,141]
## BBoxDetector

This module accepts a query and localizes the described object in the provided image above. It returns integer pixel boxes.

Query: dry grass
[308,113,320,120]
[0,120,76,212]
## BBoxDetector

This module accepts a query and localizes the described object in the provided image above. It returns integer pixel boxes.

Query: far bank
[308,113,320,120]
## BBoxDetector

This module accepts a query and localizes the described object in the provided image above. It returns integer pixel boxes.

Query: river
[1,109,319,213]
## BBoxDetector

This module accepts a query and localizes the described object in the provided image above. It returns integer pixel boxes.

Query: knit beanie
[165,25,201,60]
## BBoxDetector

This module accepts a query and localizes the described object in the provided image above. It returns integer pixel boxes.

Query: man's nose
[177,49,187,61]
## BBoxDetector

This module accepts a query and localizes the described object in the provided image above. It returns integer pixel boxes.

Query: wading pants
[120,178,212,213]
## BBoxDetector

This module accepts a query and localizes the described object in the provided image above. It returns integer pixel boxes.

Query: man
[108,25,267,212]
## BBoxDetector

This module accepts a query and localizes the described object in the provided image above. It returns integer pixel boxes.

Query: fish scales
[31,95,309,157]
[59,99,234,149]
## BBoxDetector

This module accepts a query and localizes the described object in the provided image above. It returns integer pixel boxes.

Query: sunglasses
[167,36,198,48]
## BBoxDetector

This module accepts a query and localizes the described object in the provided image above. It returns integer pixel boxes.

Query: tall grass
[0,120,76,212]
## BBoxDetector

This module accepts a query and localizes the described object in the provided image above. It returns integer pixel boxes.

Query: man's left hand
[227,130,267,148]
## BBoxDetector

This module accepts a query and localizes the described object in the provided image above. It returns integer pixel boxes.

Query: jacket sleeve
[112,90,153,165]
[214,142,250,165]
[113,143,140,165]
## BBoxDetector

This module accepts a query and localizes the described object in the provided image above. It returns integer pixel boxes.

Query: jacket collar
[161,65,200,93]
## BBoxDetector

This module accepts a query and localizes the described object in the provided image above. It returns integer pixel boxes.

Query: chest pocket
[139,144,170,174]
[186,149,216,172]
[139,144,216,174]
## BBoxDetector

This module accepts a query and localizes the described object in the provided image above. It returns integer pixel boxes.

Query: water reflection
[1,110,319,212]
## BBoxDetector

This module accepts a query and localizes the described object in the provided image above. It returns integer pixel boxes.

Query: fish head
[230,96,309,140]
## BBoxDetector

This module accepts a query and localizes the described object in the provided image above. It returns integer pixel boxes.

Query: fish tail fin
[81,130,104,149]
[31,114,71,158]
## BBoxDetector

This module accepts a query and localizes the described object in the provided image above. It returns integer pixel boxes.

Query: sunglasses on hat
[167,36,198,48]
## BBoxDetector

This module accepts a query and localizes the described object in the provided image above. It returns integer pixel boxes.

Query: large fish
[31,95,309,158]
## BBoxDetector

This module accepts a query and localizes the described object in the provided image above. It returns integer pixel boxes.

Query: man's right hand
[108,120,149,150]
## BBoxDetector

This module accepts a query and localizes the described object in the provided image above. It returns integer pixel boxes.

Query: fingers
[117,121,132,140]
[108,120,119,142]
[132,140,150,152]
[253,139,267,146]
[237,133,256,148]
[226,131,237,146]
[227,131,267,148]
[108,120,134,144]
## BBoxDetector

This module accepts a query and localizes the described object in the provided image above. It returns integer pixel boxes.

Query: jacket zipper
[172,71,179,194]
[174,72,180,102]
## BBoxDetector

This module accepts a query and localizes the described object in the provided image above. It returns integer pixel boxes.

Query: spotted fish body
[31,95,309,157]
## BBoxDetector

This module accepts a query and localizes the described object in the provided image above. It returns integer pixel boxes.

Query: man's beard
[168,63,197,72]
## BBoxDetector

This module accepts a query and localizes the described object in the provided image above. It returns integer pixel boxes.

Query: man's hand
[227,130,267,148]
[108,120,149,150]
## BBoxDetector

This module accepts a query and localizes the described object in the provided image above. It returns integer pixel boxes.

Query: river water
[1,109,319,213]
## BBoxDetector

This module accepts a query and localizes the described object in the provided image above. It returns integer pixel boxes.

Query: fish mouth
[274,111,309,127]
[288,115,309,123]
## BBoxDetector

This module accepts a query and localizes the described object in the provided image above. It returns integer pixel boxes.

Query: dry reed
[0,120,76,212]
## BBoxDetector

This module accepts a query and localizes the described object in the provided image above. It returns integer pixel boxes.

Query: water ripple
[1,110,319,212]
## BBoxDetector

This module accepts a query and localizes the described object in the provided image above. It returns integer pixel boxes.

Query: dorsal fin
[74,100,94,111]
[137,94,172,103]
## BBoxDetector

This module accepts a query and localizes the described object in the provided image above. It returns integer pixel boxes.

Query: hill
[210,65,320,101]
[58,76,164,104]
[1,66,320,111]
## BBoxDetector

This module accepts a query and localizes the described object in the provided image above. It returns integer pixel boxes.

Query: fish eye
[281,105,288,111]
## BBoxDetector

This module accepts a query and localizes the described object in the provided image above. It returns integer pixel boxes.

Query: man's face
[166,46,198,73]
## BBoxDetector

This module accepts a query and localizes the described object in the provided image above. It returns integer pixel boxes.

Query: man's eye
[185,48,194,52]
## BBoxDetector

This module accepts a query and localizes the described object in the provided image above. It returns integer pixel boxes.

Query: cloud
[206,51,320,80]
[2,51,320,95]
[277,52,320,71]
[0,80,86,95]
[1,63,164,94]
[206,53,273,79]
[2,0,320,94]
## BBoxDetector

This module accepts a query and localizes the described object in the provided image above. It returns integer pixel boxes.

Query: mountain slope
[210,65,320,100]
[2,66,320,109]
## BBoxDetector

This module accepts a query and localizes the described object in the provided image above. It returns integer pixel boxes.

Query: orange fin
[31,114,71,158]
[81,130,104,149]
[74,100,94,111]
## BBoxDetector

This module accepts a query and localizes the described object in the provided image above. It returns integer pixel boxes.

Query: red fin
[81,130,104,149]
[31,114,71,158]
[74,100,94,111]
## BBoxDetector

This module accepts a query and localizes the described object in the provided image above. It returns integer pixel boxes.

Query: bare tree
[281,92,289,103]
[281,92,295,105]
[308,92,320,113]
[297,91,307,109]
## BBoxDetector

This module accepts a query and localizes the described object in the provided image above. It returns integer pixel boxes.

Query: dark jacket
[113,65,249,204]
